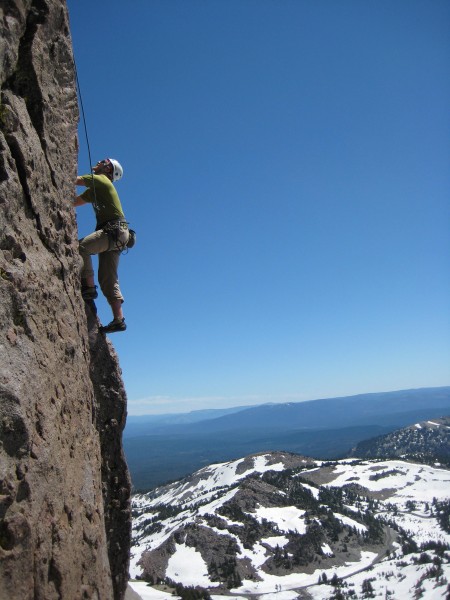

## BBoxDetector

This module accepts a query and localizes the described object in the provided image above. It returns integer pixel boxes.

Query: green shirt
[80,173,125,227]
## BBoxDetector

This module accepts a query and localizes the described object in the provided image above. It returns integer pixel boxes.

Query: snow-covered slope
[131,452,450,599]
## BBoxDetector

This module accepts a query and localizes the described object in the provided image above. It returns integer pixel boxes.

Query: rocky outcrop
[86,304,132,599]
[0,1,131,599]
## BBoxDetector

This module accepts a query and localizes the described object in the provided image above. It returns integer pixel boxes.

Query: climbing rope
[73,59,98,206]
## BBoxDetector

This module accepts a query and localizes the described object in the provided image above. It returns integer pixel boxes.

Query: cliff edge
[0,2,131,599]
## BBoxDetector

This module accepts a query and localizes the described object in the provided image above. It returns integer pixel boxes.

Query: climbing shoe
[99,318,127,334]
[81,285,98,300]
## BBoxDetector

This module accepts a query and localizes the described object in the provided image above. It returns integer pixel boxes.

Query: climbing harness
[101,220,136,253]
[102,220,129,252]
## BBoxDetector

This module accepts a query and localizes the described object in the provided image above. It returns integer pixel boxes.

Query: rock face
[0,2,131,599]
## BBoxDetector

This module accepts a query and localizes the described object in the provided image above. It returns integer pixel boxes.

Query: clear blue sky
[67,0,450,415]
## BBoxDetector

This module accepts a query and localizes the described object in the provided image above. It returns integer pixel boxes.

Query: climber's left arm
[72,196,87,207]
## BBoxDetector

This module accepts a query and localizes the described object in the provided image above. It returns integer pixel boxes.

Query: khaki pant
[79,226,129,303]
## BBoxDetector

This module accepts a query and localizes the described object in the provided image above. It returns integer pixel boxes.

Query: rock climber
[73,158,129,334]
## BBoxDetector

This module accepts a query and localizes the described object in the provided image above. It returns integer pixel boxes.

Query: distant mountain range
[125,405,255,436]
[124,387,450,490]
[130,443,450,599]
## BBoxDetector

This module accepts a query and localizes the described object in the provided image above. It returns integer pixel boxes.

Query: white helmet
[108,158,123,182]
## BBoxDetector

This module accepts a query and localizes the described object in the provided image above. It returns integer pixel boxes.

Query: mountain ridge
[351,415,450,465]
[174,387,450,433]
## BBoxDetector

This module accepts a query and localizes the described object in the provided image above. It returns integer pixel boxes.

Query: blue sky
[68,0,450,415]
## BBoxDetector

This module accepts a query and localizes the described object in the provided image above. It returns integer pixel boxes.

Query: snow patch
[262,535,289,549]
[253,506,308,534]
[166,543,219,587]
[300,482,320,498]
[241,541,269,569]
[197,487,239,516]
[321,543,333,556]
[334,512,368,533]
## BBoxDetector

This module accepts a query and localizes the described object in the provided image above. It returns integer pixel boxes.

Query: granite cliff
[0,1,131,598]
